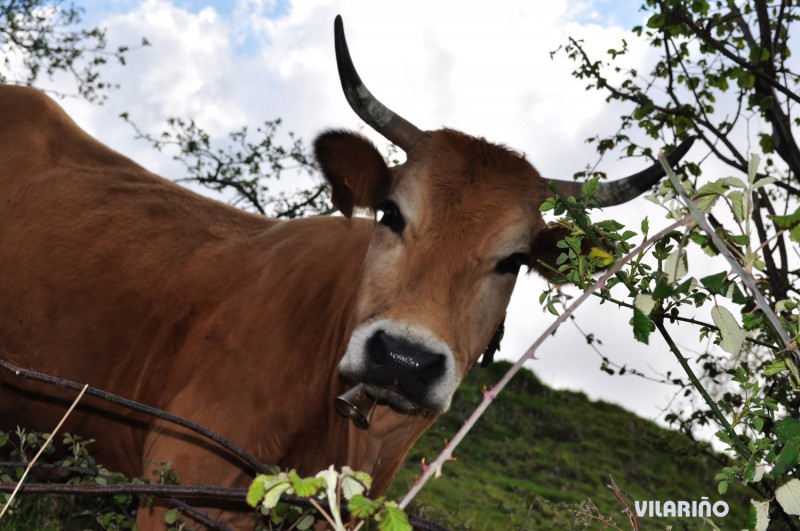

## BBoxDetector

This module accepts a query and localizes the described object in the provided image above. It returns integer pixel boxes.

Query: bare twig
[606,475,640,531]
[308,498,339,530]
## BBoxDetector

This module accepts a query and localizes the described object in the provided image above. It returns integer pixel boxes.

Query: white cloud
[52,0,696,424]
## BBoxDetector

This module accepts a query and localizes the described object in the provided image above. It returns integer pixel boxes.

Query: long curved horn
[334,15,424,152]
[545,136,695,207]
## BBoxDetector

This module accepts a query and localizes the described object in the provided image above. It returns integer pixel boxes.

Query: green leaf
[769,206,800,229]
[581,175,600,196]
[341,467,372,500]
[646,13,664,28]
[247,477,267,507]
[540,197,556,212]
[790,225,800,244]
[664,250,687,283]
[289,470,323,497]
[758,133,776,154]
[772,437,800,479]
[248,474,293,510]
[632,307,651,344]
[700,272,728,295]
[729,283,748,304]
[378,502,412,531]
[729,190,745,222]
[633,103,654,120]
[748,153,761,184]
[262,482,291,510]
[718,176,747,188]
[653,278,673,299]
[766,360,787,376]
[776,479,800,516]
[349,495,383,519]
[774,418,800,443]
[296,514,315,530]
[164,508,180,525]
[695,193,720,212]
[696,180,727,196]
[634,293,657,316]
[711,305,745,354]
[752,177,775,189]
[743,453,758,483]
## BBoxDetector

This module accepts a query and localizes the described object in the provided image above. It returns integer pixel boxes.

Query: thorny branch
[399,218,689,509]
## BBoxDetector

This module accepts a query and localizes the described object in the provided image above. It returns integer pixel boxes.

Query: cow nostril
[367,331,388,366]
[364,330,447,392]
[418,353,445,384]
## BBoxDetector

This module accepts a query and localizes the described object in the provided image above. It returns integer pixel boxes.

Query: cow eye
[495,253,531,275]
[376,200,405,234]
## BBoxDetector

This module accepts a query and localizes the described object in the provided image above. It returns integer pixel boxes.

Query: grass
[389,361,752,530]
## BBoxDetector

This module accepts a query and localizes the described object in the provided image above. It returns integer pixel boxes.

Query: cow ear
[529,224,593,279]
[314,130,391,218]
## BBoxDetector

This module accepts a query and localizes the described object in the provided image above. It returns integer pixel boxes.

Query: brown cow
[0,16,691,528]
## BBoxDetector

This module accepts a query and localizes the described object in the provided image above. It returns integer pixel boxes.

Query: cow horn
[335,383,378,430]
[544,136,695,207]
[334,15,424,152]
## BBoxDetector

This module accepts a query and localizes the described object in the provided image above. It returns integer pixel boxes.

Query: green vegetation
[0,430,137,530]
[2,363,752,530]
[390,361,750,530]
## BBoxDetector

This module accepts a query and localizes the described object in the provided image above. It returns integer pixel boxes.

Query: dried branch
[606,475,639,531]
[0,356,268,475]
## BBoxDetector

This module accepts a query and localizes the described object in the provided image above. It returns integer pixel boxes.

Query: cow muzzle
[338,320,457,417]
[364,330,446,396]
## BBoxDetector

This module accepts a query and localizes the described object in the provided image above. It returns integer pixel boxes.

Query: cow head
[316,16,692,417]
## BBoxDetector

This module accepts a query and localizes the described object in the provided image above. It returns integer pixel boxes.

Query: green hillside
[389,361,751,530]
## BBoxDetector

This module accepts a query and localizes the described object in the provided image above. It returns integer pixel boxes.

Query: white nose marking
[338,318,458,412]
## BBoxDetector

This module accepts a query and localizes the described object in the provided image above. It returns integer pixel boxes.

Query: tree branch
[0,356,269,475]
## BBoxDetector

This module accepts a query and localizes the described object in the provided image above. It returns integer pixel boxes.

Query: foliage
[1,428,410,530]
[247,467,411,531]
[0,0,147,101]
[0,428,138,530]
[3,1,799,529]
[122,114,333,218]
[391,361,750,529]
[551,2,800,528]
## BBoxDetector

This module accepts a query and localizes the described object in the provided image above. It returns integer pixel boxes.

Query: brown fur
[0,86,564,527]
